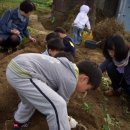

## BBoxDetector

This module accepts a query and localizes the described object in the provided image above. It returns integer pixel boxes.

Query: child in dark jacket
[0,0,36,52]
[54,27,76,57]
[100,35,130,97]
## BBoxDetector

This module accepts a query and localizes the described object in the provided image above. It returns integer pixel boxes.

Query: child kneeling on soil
[0,0,36,52]
[100,35,130,98]
[6,53,102,130]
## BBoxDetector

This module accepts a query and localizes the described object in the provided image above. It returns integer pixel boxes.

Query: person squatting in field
[100,35,130,99]
[0,0,36,52]
[6,52,102,130]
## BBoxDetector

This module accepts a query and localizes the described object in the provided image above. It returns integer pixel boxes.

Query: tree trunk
[52,0,96,29]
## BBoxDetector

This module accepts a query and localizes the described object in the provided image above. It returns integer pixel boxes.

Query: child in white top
[73,4,91,44]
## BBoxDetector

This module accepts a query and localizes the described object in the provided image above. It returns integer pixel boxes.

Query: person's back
[8,53,77,101]
[73,4,91,45]
[74,5,91,30]
[6,53,102,130]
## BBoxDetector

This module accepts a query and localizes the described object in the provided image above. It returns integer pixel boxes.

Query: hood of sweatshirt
[80,4,90,14]
[57,57,77,79]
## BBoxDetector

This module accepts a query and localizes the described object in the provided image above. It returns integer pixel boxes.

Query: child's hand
[29,36,36,43]
[68,116,78,128]
[11,29,20,35]
[84,27,91,34]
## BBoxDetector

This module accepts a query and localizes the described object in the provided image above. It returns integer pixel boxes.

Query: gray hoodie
[7,53,78,102]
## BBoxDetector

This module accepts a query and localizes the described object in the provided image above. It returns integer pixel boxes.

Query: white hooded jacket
[74,5,91,30]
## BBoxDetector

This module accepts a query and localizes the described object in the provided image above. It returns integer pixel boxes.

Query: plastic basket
[84,40,97,49]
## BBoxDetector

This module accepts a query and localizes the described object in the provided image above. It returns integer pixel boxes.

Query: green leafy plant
[102,107,112,130]
[122,105,130,118]
[102,76,111,90]
[101,101,121,130]
[102,124,111,130]
[50,16,56,23]
[82,102,93,112]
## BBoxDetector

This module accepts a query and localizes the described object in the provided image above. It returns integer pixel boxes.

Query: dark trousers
[0,34,20,50]
[107,62,130,95]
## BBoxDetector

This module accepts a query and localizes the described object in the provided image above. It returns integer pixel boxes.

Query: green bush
[0,0,52,15]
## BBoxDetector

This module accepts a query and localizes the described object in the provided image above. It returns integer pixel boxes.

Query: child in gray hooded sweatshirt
[6,53,102,130]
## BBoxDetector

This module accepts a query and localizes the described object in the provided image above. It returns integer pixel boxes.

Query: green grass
[0,0,52,15]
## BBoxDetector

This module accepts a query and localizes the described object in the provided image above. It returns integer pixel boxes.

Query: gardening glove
[68,116,78,128]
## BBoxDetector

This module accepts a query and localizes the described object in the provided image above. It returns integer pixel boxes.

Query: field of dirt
[0,15,130,130]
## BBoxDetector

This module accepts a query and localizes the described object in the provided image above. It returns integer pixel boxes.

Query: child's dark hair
[20,0,36,13]
[54,27,66,34]
[54,52,74,62]
[103,35,129,61]
[45,32,59,42]
[77,60,102,89]
[47,38,64,51]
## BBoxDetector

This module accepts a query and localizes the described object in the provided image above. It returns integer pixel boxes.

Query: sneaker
[13,121,29,130]
[104,89,121,97]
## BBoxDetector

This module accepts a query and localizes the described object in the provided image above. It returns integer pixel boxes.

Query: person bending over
[42,38,65,57]
[54,27,76,57]
[6,53,102,130]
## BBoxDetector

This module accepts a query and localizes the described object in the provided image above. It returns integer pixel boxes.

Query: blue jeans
[73,26,83,44]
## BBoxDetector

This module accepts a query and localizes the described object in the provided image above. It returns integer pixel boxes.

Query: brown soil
[0,15,130,130]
